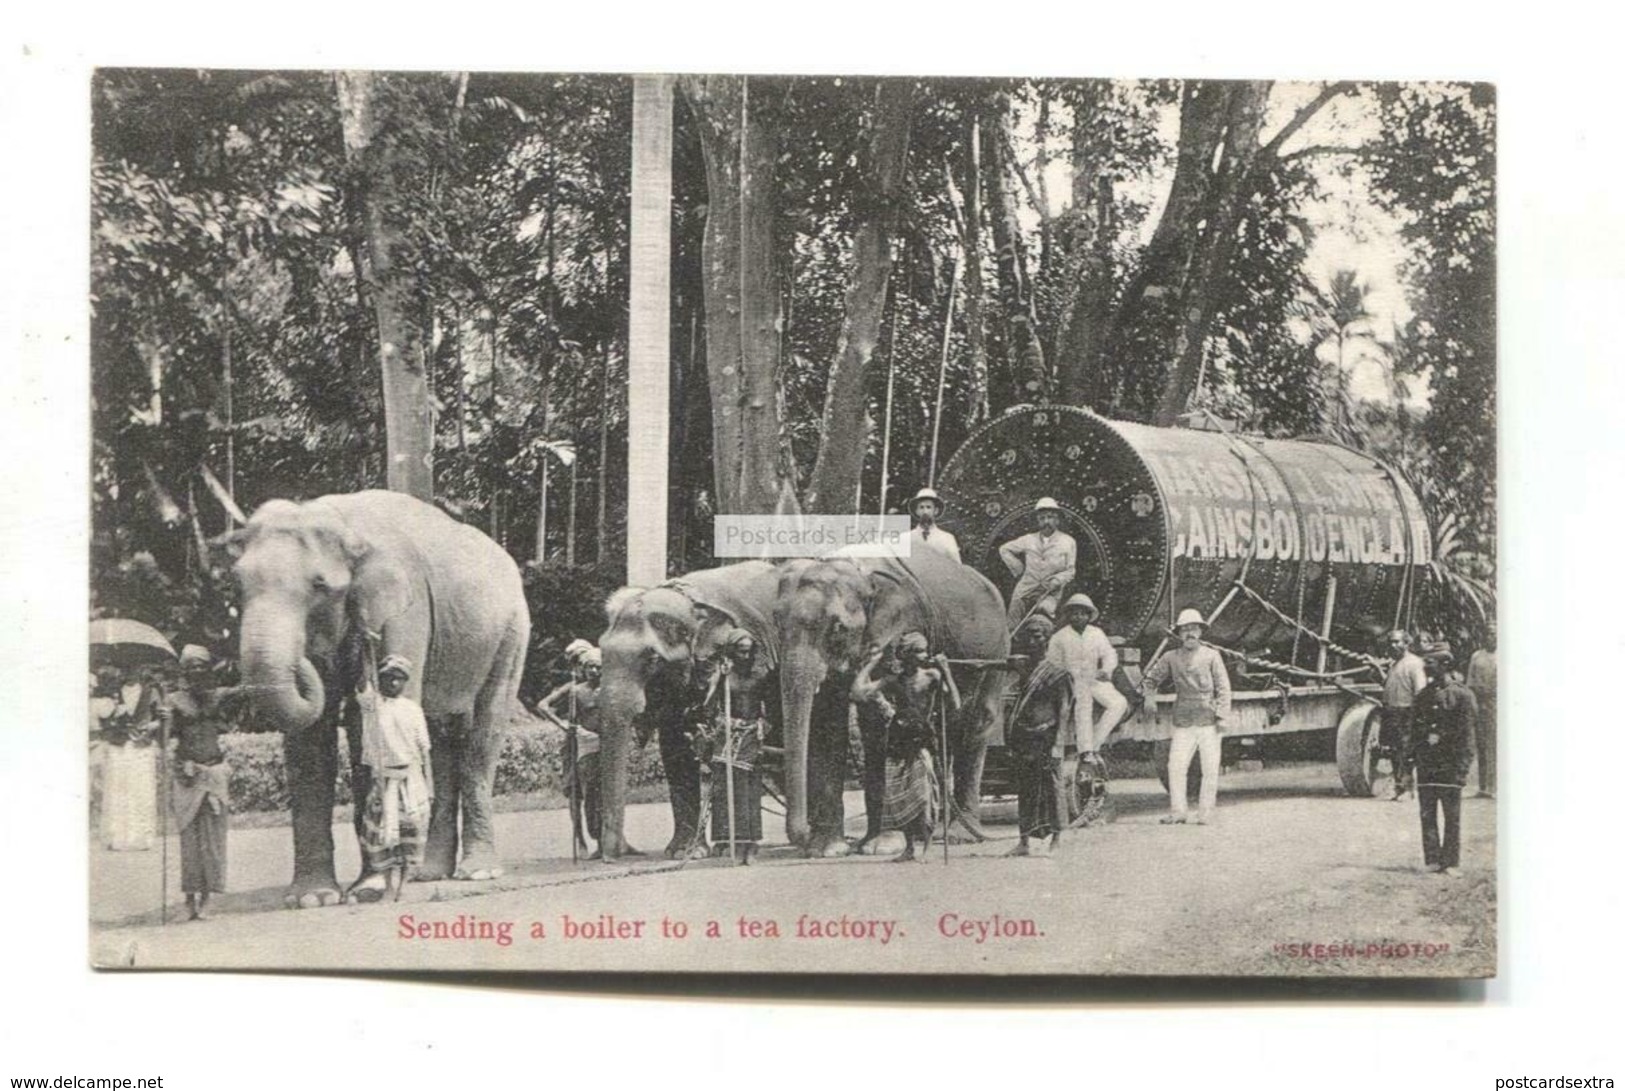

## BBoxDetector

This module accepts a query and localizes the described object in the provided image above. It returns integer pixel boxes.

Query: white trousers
[1085,681,1128,752]
[1168,724,1221,819]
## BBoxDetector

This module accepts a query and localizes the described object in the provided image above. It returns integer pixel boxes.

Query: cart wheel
[1152,738,1203,803]
[1335,701,1389,798]
[1069,753,1110,826]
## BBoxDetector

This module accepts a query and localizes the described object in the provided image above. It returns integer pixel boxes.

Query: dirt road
[90,764,1495,977]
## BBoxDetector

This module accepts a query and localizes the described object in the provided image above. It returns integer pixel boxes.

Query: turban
[378,654,413,679]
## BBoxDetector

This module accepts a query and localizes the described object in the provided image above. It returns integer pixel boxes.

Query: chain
[1227,579,1386,675]
[1202,638,1376,683]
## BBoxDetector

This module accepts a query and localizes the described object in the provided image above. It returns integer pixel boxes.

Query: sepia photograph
[84,69,1497,977]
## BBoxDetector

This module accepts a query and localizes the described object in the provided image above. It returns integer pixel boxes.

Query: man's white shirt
[909,524,961,562]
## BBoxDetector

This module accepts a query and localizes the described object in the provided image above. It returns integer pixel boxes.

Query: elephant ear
[604,586,647,627]
[348,542,417,637]
[862,565,919,646]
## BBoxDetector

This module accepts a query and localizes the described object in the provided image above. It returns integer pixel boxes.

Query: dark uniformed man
[1409,644,1478,876]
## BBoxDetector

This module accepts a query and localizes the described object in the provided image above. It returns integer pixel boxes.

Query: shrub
[220,718,667,815]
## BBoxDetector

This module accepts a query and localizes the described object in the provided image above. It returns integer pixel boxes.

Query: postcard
[87,71,1496,976]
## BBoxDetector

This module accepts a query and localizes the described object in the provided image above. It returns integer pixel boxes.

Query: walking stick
[938,697,950,866]
[723,665,737,864]
[158,691,169,925]
[567,682,582,864]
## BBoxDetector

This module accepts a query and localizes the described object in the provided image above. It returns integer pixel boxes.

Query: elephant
[596,561,783,861]
[775,548,1012,857]
[230,490,530,907]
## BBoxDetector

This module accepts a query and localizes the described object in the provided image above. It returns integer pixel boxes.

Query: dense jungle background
[90,72,1496,708]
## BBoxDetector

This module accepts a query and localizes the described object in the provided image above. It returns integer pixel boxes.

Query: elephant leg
[454,683,507,880]
[283,723,343,908]
[856,701,889,849]
[950,733,990,840]
[343,710,374,871]
[419,716,463,881]
[597,715,633,861]
[341,710,391,901]
[949,673,999,841]
[805,685,852,857]
[658,713,703,857]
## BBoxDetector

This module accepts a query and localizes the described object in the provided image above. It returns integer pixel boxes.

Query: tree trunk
[535,460,549,565]
[803,79,915,514]
[453,304,467,453]
[220,311,235,505]
[1152,82,1270,425]
[735,79,785,515]
[985,95,1049,403]
[335,71,434,501]
[960,105,991,422]
[680,76,792,515]
[565,455,577,566]
[1055,174,1115,408]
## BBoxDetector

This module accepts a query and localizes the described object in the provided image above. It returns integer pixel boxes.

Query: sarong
[881,750,938,831]
[707,719,765,843]
[1013,731,1065,838]
[171,761,230,893]
[361,771,428,871]
[179,804,228,893]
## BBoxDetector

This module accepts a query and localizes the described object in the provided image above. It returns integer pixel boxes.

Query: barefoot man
[357,655,433,902]
[851,632,962,863]
[531,643,606,858]
[1006,617,1072,857]
[697,629,770,864]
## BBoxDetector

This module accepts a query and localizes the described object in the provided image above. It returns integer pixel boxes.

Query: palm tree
[1299,268,1384,445]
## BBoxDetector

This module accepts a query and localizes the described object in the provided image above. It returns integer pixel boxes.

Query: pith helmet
[1175,608,1207,629]
[564,638,594,663]
[910,487,944,512]
[1062,593,1098,618]
[1034,496,1061,512]
[579,648,603,667]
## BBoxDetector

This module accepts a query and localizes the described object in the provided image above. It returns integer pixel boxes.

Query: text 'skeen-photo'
[88,71,1496,976]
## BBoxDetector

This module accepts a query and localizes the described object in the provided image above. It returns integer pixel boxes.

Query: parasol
[89,618,178,668]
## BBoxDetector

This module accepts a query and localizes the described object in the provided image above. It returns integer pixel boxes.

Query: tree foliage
[92,72,1496,659]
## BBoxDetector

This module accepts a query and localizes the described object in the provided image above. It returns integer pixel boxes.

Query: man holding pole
[851,632,962,863]
[999,497,1076,630]
[532,641,606,860]
[698,629,768,864]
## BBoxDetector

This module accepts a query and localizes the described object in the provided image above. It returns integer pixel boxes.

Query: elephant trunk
[595,651,648,860]
[779,642,829,849]
[238,600,326,733]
